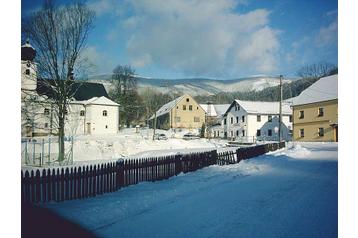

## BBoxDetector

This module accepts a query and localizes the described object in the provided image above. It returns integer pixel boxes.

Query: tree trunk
[58,110,65,162]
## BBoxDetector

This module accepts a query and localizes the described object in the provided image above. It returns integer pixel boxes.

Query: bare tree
[109,65,140,126]
[22,0,95,162]
[297,62,337,79]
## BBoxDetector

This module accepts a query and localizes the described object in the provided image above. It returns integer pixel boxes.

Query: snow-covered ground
[21,128,228,167]
[43,142,338,238]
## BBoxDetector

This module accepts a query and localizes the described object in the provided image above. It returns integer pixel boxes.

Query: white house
[214,99,292,142]
[21,41,120,137]
[200,103,230,138]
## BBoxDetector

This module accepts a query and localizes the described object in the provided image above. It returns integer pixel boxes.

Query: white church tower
[21,40,37,98]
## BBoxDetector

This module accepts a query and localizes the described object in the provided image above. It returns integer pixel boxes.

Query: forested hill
[194,71,338,104]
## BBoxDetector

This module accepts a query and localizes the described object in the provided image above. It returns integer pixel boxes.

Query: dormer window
[103,110,108,116]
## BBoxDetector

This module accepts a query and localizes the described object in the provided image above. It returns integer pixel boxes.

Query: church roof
[21,41,36,61]
[36,78,109,101]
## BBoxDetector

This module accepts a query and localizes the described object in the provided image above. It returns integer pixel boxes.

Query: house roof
[84,96,119,106]
[149,95,186,120]
[290,74,338,106]
[225,99,292,115]
[36,79,109,101]
[200,104,230,117]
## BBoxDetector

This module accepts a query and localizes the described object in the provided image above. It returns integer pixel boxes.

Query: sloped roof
[36,79,109,101]
[291,74,338,106]
[85,96,119,106]
[200,104,217,117]
[225,99,292,115]
[200,104,230,117]
[149,95,186,119]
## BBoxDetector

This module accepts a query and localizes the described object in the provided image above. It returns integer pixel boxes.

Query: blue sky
[22,0,338,79]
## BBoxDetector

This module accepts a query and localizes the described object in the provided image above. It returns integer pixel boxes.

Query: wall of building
[169,95,205,129]
[293,99,338,142]
[86,104,119,135]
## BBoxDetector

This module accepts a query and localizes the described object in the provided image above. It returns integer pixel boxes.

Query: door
[87,123,91,134]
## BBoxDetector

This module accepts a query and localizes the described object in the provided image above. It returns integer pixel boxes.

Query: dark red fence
[21,142,285,203]
[21,150,217,203]
[217,142,286,165]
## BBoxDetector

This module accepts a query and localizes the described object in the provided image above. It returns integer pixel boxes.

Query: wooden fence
[21,142,285,203]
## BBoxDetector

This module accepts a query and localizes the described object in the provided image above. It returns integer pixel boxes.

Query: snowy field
[21,128,229,167]
[43,142,338,238]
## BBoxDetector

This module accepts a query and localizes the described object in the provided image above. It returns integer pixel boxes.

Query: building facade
[291,74,338,142]
[149,94,206,129]
[21,41,120,137]
[213,99,292,142]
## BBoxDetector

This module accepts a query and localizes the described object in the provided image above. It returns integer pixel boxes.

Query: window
[25,69,30,75]
[236,117,239,123]
[318,127,324,137]
[257,115,261,122]
[224,118,227,125]
[194,117,200,122]
[44,123,48,128]
[230,117,233,124]
[242,130,245,137]
[197,106,199,110]
[289,115,292,122]
[64,109,68,115]
[268,129,272,136]
[103,110,108,116]
[26,62,31,68]
[176,106,178,109]
[189,105,193,111]
[44,108,49,115]
[183,105,186,110]
[256,130,261,136]
[242,116,245,123]
[300,129,304,138]
[268,115,272,122]
[318,107,324,117]
[235,105,240,111]
[299,110,304,119]
[186,98,189,102]
[80,110,85,116]
[175,117,181,122]
[105,125,108,129]
[236,130,239,136]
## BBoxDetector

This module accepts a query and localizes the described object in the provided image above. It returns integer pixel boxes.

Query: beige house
[290,74,338,142]
[149,94,206,129]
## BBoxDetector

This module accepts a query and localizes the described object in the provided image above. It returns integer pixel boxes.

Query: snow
[21,128,229,167]
[84,96,119,106]
[290,74,338,106]
[43,142,338,238]
[233,99,292,115]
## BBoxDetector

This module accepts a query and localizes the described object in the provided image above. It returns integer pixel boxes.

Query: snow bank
[43,142,338,238]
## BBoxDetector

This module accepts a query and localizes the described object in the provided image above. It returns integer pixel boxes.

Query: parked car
[154,133,168,140]
[183,133,200,140]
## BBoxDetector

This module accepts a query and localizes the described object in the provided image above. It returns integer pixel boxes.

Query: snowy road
[44,143,338,238]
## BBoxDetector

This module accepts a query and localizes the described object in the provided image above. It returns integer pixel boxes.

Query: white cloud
[117,0,280,76]
[315,18,338,47]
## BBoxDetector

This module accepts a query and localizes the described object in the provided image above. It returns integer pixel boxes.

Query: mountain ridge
[88,74,295,96]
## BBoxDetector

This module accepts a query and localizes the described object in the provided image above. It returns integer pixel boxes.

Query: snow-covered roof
[200,104,217,117]
[225,99,292,115]
[149,95,186,119]
[291,74,338,106]
[84,96,119,106]
[200,104,230,117]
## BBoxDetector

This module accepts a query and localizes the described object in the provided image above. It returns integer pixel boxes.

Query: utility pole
[153,111,157,141]
[279,75,283,142]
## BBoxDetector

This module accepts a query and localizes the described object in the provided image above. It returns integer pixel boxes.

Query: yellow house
[149,94,206,129]
[291,74,338,142]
